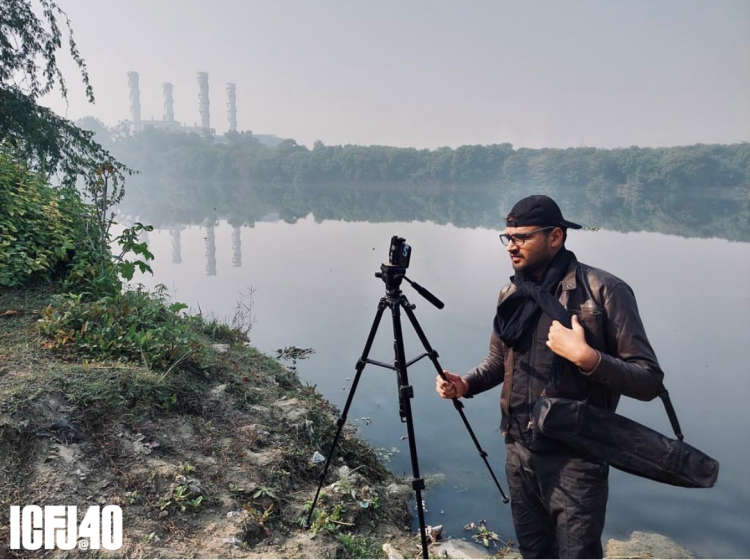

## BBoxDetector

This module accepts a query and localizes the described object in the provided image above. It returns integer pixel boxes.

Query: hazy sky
[42,0,750,150]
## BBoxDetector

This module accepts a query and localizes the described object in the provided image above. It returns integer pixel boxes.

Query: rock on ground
[432,538,522,559]
[383,542,406,559]
[605,531,695,559]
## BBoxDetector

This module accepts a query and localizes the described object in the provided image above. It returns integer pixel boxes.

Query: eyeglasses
[499,226,555,247]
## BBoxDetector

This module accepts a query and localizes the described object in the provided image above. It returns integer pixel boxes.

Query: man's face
[504,225,557,276]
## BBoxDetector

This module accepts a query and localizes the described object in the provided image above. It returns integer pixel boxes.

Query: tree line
[81,118,750,192]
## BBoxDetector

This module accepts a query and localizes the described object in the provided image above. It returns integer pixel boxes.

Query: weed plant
[39,284,204,370]
[336,533,385,559]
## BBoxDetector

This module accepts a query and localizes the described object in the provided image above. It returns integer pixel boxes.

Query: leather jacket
[464,252,664,444]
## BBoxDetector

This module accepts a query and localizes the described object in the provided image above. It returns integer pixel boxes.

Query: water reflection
[205,218,216,276]
[118,179,750,243]
[121,182,750,558]
[232,225,242,268]
[170,228,182,264]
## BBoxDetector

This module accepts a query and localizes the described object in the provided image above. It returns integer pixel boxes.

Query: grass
[0,285,228,432]
[336,533,386,559]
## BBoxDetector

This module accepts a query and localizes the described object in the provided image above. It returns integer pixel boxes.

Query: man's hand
[547,315,600,372]
[436,370,469,399]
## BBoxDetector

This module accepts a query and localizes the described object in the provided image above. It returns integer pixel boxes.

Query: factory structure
[127,71,238,137]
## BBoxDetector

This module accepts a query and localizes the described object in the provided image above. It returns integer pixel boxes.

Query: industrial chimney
[127,71,142,132]
[197,72,210,136]
[163,82,174,122]
[226,83,237,133]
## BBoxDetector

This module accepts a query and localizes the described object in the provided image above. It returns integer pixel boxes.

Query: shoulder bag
[532,388,719,488]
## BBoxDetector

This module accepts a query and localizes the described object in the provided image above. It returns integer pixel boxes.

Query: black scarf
[494,248,573,387]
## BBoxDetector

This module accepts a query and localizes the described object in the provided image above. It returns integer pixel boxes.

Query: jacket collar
[561,251,579,292]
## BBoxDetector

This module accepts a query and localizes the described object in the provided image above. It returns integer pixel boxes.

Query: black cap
[506,195,582,230]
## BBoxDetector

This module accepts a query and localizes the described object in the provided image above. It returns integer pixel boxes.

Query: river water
[123,182,750,558]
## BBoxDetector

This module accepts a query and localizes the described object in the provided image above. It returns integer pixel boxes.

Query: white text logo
[9,505,122,550]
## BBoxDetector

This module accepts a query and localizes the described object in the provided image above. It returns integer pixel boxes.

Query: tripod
[306,262,509,559]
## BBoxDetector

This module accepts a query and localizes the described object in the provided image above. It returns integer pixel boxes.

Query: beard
[510,247,555,279]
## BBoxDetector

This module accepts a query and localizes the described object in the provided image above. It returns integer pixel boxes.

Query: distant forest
[80,117,750,191]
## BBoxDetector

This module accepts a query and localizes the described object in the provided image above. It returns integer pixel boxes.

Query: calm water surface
[129,192,750,558]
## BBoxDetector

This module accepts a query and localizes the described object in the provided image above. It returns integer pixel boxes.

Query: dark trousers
[505,440,609,559]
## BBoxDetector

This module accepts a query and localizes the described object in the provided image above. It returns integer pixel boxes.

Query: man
[436,194,663,559]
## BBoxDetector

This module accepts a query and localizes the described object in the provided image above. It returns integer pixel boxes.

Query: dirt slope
[0,288,414,559]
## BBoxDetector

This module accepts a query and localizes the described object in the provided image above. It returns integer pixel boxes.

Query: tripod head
[375,235,444,309]
[375,263,407,295]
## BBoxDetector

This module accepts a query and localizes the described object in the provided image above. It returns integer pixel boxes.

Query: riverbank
[0,285,700,559]
[0,285,422,558]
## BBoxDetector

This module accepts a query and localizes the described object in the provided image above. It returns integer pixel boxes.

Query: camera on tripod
[307,234,507,558]
[389,236,411,268]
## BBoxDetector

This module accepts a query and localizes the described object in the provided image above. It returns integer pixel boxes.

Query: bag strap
[578,265,685,441]
[658,385,684,441]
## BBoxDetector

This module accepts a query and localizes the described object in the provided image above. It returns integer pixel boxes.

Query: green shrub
[0,152,89,287]
[336,534,384,559]
[39,285,205,370]
[63,220,155,298]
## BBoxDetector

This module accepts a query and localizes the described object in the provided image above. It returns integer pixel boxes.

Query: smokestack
[197,71,210,136]
[127,71,141,132]
[226,83,237,133]
[163,82,174,122]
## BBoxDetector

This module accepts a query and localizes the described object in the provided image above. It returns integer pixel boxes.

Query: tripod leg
[401,301,510,503]
[306,299,388,528]
[390,302,430,559]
